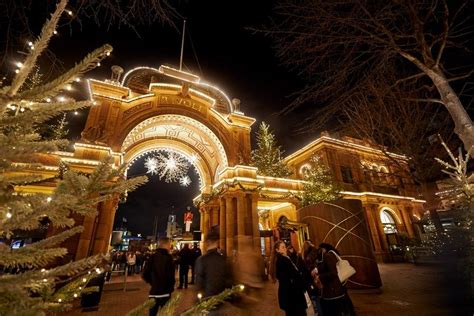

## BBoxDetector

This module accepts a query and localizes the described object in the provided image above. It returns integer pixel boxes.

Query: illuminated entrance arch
[121,114,229,192]
[71,65,262,258]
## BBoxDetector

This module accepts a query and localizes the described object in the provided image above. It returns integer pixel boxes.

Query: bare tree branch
[262,0,474,154]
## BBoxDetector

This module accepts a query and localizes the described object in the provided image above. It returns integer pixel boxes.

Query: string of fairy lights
[6,7,105,118]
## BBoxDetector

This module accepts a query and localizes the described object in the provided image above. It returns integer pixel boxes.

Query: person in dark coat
[195,231,233,299]
[287,245,298,264]
[297,241,323,316]
[189,242,202,284]
[177,243,193,289]
[270,240,307,316]
[314,243,355,316]
[308,243,355,316]
[142,237,175,316]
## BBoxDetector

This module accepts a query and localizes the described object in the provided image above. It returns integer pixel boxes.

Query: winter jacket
[195,248,233,298]
[275,253,307,313]
[178,247,193,267]
[317,251,344,299]
[142,248,175,296]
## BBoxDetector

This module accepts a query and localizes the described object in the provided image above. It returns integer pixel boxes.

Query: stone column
[236,193,246,250]
[364,205,382,252]
[401,207,415,238]
[75,215,96,260]
[212,206,219,228]
[219,197,226,251]
[225,196,234,255]
[203,208,210,238]
[91,197,119,255]
[250,194,260,249]
[200,208,204,234]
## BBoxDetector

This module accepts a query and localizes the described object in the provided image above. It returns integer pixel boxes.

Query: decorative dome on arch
[121,65,234,114]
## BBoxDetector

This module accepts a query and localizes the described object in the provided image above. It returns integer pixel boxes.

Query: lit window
[380,209,397,234]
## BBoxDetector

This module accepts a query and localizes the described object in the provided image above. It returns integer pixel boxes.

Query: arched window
[380,209,398,234]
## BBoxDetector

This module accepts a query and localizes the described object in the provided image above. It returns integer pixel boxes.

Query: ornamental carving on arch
[121,115,229,171]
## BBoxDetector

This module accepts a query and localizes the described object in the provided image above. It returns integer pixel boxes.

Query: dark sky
[115,152,201,238]
[24,1,313,236]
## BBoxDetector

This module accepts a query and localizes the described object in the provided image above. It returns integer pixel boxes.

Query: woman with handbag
[270,240,307,316]
[314,243,356,316]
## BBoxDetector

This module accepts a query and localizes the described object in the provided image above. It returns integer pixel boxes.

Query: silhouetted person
[195,231,233,305]
[142,237,175,316]
[178,244,193,289]
[189,242,202,284]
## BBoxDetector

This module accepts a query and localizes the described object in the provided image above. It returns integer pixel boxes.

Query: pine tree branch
[29,226,84,249]
[181,284,245,316]
[0,246,68,269]
[0,101,91,128]
[5,0,68,97]
[17,45,112,101]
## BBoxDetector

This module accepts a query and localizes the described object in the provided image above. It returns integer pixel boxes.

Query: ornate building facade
[283,131,425,262]
[13,65,426,272]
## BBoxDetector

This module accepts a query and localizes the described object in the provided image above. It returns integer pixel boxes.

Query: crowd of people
[110,250,148,275]
[270,240,356,316]
[136,233,356,316]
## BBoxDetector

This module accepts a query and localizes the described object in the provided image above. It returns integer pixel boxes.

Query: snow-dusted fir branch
[0,1,147,313]
[5,0,68,97]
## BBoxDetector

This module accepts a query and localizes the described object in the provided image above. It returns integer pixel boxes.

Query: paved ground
[58,263,472,316]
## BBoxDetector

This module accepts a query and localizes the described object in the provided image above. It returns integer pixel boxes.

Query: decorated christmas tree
[300,155,341,206]
[435,138,473,297]
[251,122,291,177]
[0,1,147,314]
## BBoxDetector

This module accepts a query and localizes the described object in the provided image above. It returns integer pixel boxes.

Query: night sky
[12,1,314,237]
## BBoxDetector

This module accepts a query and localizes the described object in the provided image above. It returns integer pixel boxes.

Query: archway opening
[380,209,398,234]
[112,150,201,251]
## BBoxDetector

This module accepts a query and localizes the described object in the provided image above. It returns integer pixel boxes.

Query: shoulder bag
[329,250,356,283]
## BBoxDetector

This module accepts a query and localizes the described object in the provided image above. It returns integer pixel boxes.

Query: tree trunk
[470,200,474,300]
[428,69,474,157]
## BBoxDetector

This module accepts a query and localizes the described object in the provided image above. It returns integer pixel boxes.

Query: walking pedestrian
[270,240,307,316]
[135,251,143,273]
[127,251,136,275]
[142,237,175,316]
[189,242,202,284]
[195,231,233,306]
[177,244,193,289]
[119,251,127,272]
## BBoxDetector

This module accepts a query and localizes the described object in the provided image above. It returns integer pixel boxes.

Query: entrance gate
[73,65,266,257]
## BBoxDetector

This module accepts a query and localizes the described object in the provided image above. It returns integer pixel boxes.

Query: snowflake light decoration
[145,151,189,183]
[180,176,192,187]
[145,157,159,175]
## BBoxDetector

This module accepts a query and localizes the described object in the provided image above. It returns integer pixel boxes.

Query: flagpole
[179,19,186,71]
